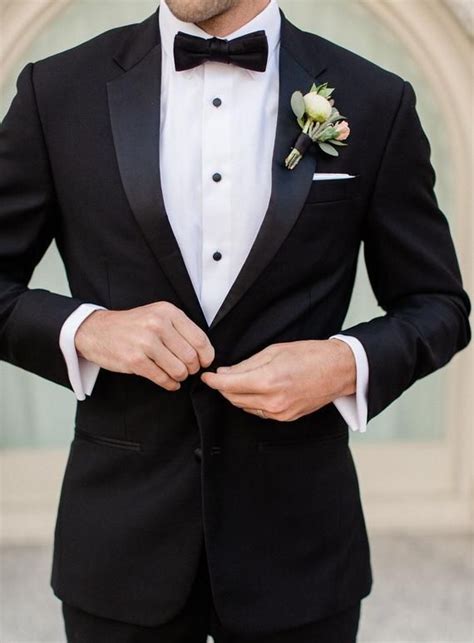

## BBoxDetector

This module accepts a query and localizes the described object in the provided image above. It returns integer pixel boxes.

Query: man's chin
[165,0,236,24]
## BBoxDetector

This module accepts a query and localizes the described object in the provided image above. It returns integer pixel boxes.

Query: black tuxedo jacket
[0,4,470,636]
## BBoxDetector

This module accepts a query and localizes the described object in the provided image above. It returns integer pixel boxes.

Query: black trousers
[62,545,361,643]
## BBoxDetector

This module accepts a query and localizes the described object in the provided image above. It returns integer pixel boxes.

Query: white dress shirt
[59,0,369,432]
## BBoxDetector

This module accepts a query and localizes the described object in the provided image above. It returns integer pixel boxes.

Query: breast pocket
[305,174,361,204]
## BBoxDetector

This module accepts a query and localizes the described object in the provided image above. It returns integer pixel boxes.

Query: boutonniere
[284,82,350,170]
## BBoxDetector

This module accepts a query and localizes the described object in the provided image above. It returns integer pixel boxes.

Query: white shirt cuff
[329,334,369,432]
[59,303,106,401]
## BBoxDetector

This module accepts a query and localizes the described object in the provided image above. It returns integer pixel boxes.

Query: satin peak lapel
[209,12,327,329]
[107,7,209,330]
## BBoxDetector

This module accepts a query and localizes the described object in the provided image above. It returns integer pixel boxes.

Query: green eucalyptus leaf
[310,82,318,93]
[320,126,337,141]
[330,139,348,146]
[314,128,328,141]
[290,91,306,119]
[327,113,347,124]
[316,82,335,98]
[318,142,339,156]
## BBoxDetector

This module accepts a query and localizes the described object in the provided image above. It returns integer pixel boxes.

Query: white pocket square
[312,173,355,180]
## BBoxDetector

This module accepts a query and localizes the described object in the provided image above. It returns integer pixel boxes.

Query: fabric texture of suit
[0,4,470,637]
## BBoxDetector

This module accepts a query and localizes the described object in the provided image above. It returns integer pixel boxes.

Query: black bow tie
[173,30,268,73]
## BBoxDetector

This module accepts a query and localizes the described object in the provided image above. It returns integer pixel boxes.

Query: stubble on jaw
[165,0,239,24]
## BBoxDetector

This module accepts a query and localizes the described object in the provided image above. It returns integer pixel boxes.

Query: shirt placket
[200,62,233,324]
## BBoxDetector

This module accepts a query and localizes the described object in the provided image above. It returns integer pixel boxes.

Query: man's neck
[195,0,271,37]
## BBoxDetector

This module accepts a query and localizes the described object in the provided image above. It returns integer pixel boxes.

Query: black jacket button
[194,447,202,461]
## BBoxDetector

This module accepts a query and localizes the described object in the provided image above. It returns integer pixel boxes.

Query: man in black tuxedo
[0,0,470,640]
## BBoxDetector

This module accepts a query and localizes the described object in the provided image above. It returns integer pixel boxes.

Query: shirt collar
[159,0,281,79]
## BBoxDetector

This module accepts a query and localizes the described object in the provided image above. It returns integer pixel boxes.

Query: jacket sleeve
[337,79,471,423]
[0,62,86,388]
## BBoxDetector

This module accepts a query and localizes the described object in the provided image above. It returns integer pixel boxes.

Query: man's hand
[200,339,356,421]
[75,301,215,391]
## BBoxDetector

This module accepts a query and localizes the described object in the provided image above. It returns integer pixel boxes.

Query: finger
[242,407,272,418]
[159,323,201,374]
[146,340,190,382]
[201,368,267,394]
[216,392,269,409]
[241,407,294,422]
[217,349,273,374]
[171,314,215,368]
[137,357,181,391]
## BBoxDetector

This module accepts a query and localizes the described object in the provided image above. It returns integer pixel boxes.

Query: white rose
[303,92,332,122]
